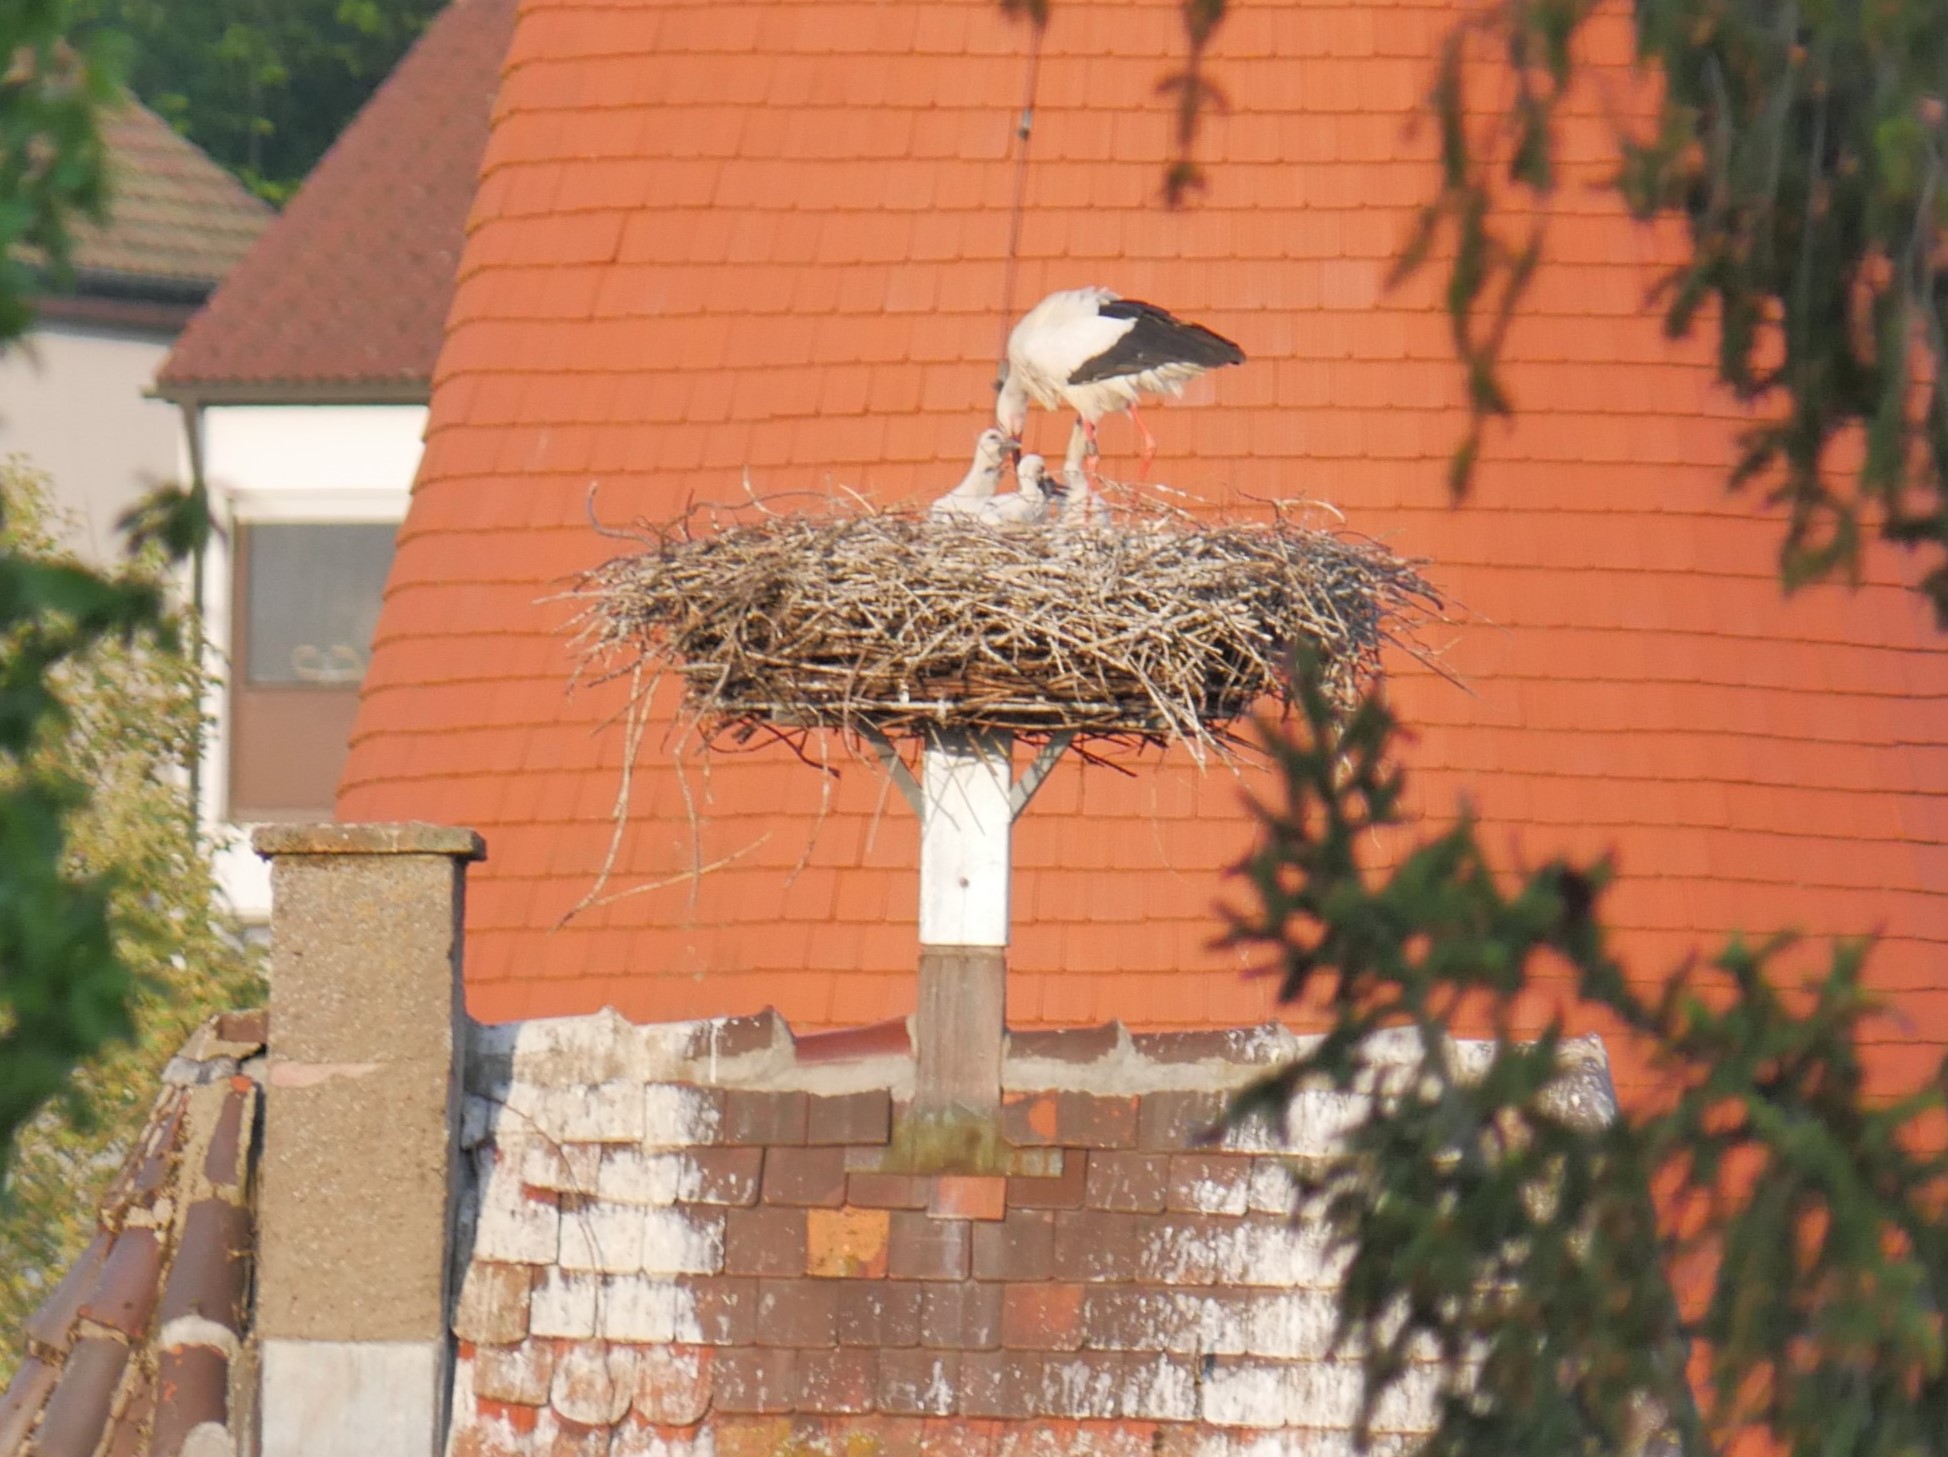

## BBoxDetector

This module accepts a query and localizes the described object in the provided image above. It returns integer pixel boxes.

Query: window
[228,521,397,821]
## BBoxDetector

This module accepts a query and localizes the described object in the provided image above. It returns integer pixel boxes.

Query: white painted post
[919,729,1013,948]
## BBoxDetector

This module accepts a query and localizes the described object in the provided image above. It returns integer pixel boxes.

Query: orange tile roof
[156,0,516,397]
[339,0,1948,1084]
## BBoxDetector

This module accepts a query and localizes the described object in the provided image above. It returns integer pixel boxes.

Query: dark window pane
[243,523,397,686]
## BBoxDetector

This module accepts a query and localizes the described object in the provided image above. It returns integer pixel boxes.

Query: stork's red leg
[1128,405,1158,479]
[1080,417,1101,486]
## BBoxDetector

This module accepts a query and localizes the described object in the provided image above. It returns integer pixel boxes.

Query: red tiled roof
[0,1015,263,1457]
[339,0,1948,1086]
[155,0,517,397]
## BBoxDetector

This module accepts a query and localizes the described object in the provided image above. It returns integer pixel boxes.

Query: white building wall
[0,321,183,563]
[197,402,426,922]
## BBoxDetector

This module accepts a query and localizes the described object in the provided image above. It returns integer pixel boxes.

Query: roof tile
[62,98,269,295]
[337,0,1948,1047]
[159,0,517,392]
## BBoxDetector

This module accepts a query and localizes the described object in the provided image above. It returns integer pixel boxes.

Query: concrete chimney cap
[250,822,485,860]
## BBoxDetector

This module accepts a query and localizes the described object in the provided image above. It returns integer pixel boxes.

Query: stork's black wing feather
[1067,298,1245,385]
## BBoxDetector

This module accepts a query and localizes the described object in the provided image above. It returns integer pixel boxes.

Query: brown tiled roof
[0,1013,264,1457]
[156,0,517,398]
[448,1007,1616,1453]
[33,98,269,323]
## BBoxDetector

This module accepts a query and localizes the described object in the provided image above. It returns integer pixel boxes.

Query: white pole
[918,728,1013,948]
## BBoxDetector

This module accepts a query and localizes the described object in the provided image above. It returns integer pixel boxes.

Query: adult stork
[995,286,1244,477]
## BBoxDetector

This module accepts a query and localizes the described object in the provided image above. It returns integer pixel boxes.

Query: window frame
[220,487,408,825]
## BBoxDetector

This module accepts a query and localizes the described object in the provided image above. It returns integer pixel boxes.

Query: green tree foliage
[0,0,121,340]
[0,465,259,1379]
[0,0,220,1206]
[1090,0,1948,617]
[75,0,442,203]
[1223,651,1948,1457]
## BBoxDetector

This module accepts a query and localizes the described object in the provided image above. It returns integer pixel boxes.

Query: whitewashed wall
[0,322,182,563]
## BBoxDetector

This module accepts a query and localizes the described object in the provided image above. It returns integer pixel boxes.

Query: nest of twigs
[570,495,1439,755]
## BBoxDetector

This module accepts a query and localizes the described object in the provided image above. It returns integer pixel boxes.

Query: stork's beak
[1004,437,1023,463]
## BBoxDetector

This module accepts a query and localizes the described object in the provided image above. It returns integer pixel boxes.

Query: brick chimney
[252,823,484,1457]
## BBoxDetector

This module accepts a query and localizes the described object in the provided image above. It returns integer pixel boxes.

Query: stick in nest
[565,492,1441,763]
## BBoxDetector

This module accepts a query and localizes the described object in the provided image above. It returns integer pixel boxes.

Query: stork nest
[569,496,1440,755]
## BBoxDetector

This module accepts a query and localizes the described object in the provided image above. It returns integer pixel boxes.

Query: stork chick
[930,428,1016,519]
[995,286,1244,478]
[974,452,1050,526]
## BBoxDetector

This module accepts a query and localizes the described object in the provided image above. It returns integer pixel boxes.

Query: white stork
[974,453,1050,526]
[930,428,1016,520]
[995,286,1244,477]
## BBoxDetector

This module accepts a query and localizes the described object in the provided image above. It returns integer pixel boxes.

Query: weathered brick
[546,1414,610,1457]
[1130,1025,1288,1065]
[1136,1215,1233,1285]
[971,1210,1055,1282]
[1006,1023,1121,1064]
[920,1282,1002,1350]
[1136,1090,1229,1151]
[755,1277,839,1346]
[1057,1094,1138,1148]
[1078,1287,1171,1352]
[921,1418,1006,1457]
[641,1085,724,1149]
[1084,1152,1169,1213]
[957,1350,1041,1419]
[1036,1353,1128,1419]
[1006,1152,1087,1211]
[1246,1158,1299,1215]
[683,1008,784,1062]
[929,1175,1007,1221]
[474,1341,554,1405]
[712,1349,797,1414]
[710,1416,793,1457]
[550,1342,637,1426]
[806,1207,891,1278]
[997,1420,1160,1457]
[1121,1353,1199,1421]
[761,1146,847,1206]
[688,1277,757,1345]
[1165,1153,1252,1215]
[686,1147,763,1206]
[887,1211,972,1281]
[832,1418,926,1457]
[849,1172,931,1210]
[723,1206,805,1277]
[836,1281,924,1348]
[878,1349,958,1416]
[721,1089,808,1146]
[1051,1210,1144,1282]
[1000,1283,1084,1352]
[806,1090,892,1146]
[631,1344,711,1425]
[795,1347,878,1414]
[454,1262,533,1345]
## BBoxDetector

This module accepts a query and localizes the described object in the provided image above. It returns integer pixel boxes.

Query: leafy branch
[1137,0,1948,616]
[1223,652,1948,1457]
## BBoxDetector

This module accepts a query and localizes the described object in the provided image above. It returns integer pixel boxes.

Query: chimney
[251,823,484,1457]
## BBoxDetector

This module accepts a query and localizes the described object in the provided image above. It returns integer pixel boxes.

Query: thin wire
[994,20,1048,395]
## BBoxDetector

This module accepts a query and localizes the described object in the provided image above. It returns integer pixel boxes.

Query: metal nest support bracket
[857,724,1074,823]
